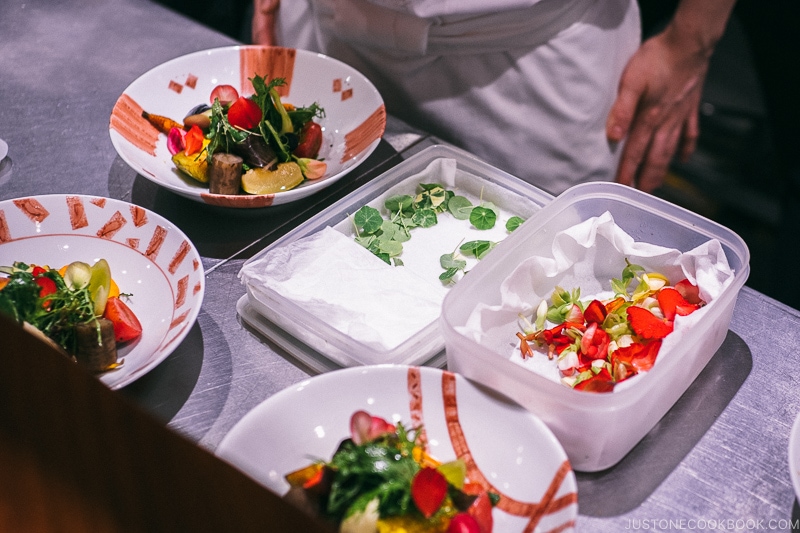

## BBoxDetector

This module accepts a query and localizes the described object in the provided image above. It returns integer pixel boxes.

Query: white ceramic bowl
[216,365,577,532]
[789,410,800,503]
[0,194,205,388]
[110,45,386,208]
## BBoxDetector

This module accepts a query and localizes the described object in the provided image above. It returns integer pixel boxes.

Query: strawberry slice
[657,287,700,321]
[612,340,661,372]
[411,467,448,518]
[675,278,703,305]
[583,299,607,324]
[574,367,615,392]
[349,411,395,445]
[627,305,673,340]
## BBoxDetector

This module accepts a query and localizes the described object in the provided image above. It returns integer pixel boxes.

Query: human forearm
[664,0,737,59]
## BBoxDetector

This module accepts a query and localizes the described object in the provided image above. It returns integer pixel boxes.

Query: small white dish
[0,194,205,389]
[110,45,386,209]
[0,138,8,161]
[216,365,577,532]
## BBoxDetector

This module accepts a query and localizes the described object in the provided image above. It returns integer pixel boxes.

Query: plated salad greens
[351,182,525,283]
[516,261,705,392]
[0,260,142,373]
[285,410,498,533]
[143,75,325,195]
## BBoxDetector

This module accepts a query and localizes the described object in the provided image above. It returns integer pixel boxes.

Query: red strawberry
[675,278,703,305]
[627,306,673,340]
[574,367,615,392]
[411,467,448,518]
[583,299,607,324]
[657,287,700,321]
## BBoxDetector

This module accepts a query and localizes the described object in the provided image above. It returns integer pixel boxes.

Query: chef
[252,0,735,195]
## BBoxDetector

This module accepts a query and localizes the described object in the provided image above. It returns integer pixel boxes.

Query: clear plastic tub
[441,182,750,472]
[239,144,553,368]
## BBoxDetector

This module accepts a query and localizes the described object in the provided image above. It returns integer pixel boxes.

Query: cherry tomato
[293,121,322,158]
[209,84,239,106]
[226,96,262,130]
[103,296,143,343]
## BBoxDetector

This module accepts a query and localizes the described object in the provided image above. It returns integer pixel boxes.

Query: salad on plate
[142,75,325,196]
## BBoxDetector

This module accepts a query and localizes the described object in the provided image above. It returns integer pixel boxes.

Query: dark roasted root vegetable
[230,135,278,169]
[208,152,243,195]
[73,318,118,373]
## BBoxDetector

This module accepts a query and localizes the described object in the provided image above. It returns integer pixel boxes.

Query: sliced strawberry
[583,299,607,324]
[627,305,673,340]
[412,467,448,518]
[657,287,699,321]
[675,278,703,305]
[574,367,615,392]
[612,340,661,373]
[580,322,610,361]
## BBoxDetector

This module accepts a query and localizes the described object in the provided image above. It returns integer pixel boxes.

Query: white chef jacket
[270,0,641,195]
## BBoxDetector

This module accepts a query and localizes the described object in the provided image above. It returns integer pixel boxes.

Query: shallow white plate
[0,194,205,388]
[0,138,8,161]
[110,45,386,209]
[216,365,577,532]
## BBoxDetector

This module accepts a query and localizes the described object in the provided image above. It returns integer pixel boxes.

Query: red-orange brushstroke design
[13,198,49,224]
[185,74,198,89]
[341,88,353,101]
[193,282,202,295]
[0,211,10,243]
[130,205,148,227]
[333,78,342,92]
[97,211,127,240]
[239,46,295,97]
[175,275,188,309]
[126,238,140,250]
[168,80,183,94]
[342,105,386,163]
[109,94,160,156]
[192,258,200,271]
[440,372,577,532]
[169,241,190,275]
[90,198,106,208]
[65,197,88,230]
[169,310,190,330]
[145,225,167,261]
[406,367,427,450]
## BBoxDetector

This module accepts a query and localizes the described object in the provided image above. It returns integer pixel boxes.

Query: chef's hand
[606,0,736,193]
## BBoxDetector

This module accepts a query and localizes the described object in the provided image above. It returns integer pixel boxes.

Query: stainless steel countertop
[2,1,800,530]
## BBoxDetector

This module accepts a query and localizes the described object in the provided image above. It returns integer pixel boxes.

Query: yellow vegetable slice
[241,162,304,195]
[172,140,210,183]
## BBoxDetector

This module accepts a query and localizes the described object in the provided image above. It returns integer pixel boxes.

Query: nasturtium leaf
[354,235,376,249]
[440,253,467,270]
[378,240,403,257]
[447,196,472,219]
[385,194,413,214]
[439,268,459,282]
[469,206,497,230]
[412,208,438,228]
[506,216,525,232]
[354,206,384,234]
[460,240,495,259]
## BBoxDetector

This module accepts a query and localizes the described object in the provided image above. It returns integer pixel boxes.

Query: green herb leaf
[447,196,473,220]
[469,206,497,230]
[506,216,525,232]
[411,208,437,228]
[354,206,384,235]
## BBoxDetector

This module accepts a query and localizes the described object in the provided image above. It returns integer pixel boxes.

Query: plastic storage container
[238,144,553,370]
[441,182,750,472]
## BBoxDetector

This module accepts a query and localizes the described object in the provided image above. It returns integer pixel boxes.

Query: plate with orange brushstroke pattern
[109,46,386,209]
[0,194,205,389]
[216,365,578,532]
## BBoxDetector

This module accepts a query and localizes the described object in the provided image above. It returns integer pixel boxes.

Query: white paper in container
[238,144,553,368]
[440,181,750,472]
